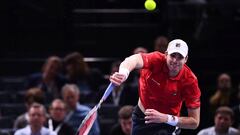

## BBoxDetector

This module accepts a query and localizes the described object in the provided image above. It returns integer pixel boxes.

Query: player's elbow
[191,123,199,129]
[190,120,199,129]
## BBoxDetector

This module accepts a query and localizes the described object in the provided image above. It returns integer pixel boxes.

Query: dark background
[2,0,240,134]
[4,0,240,83]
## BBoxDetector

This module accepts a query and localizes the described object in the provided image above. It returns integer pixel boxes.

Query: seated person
[46,99,75,135]
[110,105,134,135]
[63,52,104,103]
[61,84,100,135]
[25,56,67,102]
[232,83,240,130]
[14,103,56,135]
[197,106,240,135]
[14,87,45,130]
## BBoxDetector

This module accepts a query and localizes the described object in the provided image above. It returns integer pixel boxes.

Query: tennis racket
[77,82,115,135]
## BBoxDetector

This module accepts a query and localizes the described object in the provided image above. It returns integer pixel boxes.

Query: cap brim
[168,50,187,58]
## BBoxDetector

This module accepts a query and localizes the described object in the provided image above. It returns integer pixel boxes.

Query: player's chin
[169,68,179,73]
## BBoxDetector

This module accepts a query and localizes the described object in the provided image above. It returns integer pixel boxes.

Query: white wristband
[119,68,130,81]
[166,114,179,126]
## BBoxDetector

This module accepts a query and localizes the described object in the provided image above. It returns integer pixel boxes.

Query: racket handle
[101,82,115,101]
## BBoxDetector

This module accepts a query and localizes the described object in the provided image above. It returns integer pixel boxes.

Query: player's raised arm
[110,54,143,85]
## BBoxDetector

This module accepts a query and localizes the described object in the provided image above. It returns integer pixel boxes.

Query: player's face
[166,53,187,75]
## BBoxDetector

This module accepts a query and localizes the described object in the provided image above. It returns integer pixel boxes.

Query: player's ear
[165,51,168,56]
[184,56,188,63]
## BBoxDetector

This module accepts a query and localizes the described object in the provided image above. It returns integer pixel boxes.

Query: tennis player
[110,39,201,135]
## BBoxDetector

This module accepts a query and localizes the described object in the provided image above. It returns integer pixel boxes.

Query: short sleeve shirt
[139,52,201,116]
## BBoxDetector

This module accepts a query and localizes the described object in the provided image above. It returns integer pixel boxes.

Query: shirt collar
[170,67,184,81]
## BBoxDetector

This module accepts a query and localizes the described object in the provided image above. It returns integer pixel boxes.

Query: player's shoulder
[141,51,165,70]
[141,51,164,59]
[151,51,165,58]
[183,65,198,80]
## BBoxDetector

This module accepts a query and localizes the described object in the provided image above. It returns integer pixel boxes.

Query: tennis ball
[144,0,156,11]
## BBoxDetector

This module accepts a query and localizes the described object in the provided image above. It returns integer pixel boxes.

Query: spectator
[63,52,90,91]
[153,36,169,53]
[197,106,240,135]
[132,46,148,54]
[232,83,240,130]
[25,56,67,102]
[110,105,134,135]
[14,87,45,130]
[46,99,75,135]
[61,84,100,135]
[63,52,104,103]
[209,73,238,115]
[63,52,103,91]
[14,103,56,135]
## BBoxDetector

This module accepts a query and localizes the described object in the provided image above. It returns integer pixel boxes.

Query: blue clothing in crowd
[65,103,100,135]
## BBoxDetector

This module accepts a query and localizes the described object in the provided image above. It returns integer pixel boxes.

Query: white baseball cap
[167,39,188,58]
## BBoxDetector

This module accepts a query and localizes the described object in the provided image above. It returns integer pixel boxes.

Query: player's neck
[169,71,178,77]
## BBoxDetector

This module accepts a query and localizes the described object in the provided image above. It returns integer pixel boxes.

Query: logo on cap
[176,43,181,47]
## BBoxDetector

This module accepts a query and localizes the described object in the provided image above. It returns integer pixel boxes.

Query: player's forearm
[165,107,200,129]
[119,54,143,72]
[177,116,199,129]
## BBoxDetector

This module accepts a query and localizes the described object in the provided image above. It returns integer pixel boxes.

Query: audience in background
[46,99,75,135]
[209,73,238,116]
[197,106,240,135]
[24,56,67,102]
[63,52,91,91]
[132,46,148,54]
[110,105,134,135]
[61,84,100,135]
[14,87,45,130]
[232,83,240,130]
[3,51,240,135]
[63,52,104,103]
[153,35,169,53]
[96,60,138,106]
[14,103,56,135]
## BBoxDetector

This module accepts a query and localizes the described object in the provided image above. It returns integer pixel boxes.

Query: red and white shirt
[139,52,201,116]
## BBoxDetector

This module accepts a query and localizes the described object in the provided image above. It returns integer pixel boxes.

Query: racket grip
[102,82,115,101]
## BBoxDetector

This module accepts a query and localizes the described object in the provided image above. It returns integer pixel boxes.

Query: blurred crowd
[0,35,240,135]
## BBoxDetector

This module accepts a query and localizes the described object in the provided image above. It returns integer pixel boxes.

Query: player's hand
[109,72,127,86]
[144,109,168,124]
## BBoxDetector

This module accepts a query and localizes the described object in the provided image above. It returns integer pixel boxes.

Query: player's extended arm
[145,107,200,129]
[110,54,143,85]
[177,107,200,129]
[120,53,143,71]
